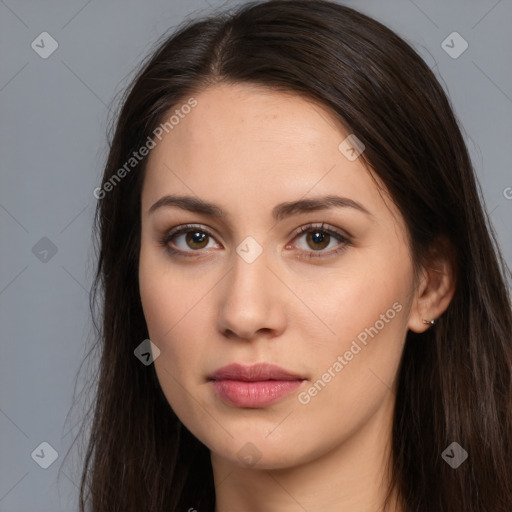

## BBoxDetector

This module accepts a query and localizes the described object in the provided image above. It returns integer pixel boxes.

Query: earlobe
[408,239,457,334]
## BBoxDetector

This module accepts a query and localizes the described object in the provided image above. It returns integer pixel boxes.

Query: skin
[138,83,455,512]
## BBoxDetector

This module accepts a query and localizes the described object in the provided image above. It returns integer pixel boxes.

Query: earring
[422,319,437,326]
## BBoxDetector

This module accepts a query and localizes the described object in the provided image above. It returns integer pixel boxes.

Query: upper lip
[209,363,304,382]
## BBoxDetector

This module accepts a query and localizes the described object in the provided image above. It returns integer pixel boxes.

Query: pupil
[187,231,207,248]
[308,231,329,250]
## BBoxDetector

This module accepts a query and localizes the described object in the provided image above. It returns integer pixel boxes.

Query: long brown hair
[70,1,512,510]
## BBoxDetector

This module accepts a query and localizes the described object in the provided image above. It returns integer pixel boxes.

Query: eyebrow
[148,194,372,221]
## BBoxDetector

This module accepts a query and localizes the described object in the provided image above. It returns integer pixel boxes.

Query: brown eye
[161,224,220,255]
[305,231,331,250]
[185,231,209,249]
[290,223,351,259]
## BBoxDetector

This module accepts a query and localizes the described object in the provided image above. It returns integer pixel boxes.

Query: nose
[216,247,287,341]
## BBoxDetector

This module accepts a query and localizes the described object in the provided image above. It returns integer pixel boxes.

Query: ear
[408,237,457,333]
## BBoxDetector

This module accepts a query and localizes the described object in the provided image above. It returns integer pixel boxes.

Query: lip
[209,363,304,382]
[209,363,305,408]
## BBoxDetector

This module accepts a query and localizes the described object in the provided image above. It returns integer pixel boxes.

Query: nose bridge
[228,238,272,305]
[216,237,286,339]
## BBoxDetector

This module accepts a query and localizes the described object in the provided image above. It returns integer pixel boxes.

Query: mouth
[208,363,305,408]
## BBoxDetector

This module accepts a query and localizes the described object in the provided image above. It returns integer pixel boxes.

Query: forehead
[141,83,395,224]
[158,85,340,166]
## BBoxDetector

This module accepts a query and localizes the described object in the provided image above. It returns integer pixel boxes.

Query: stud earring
[422,319,437,326]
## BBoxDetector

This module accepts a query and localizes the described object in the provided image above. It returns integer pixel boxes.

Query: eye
[287,223,351,258]
[159,224,220,255]
[159,222,351,259]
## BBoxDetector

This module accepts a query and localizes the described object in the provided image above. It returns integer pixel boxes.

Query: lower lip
[211,379,304,407]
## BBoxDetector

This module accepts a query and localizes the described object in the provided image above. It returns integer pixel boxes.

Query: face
[139,83,418,470]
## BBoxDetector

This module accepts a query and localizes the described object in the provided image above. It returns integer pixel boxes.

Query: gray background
[1,0,511,510]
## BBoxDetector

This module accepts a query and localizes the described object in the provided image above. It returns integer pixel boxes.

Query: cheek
[139,259,207,425]
[296,253,412,404]
[300,258,411,348]
[139,241,190,340]
[139,268,195,363]
[138,245,210,380]
[293,305,407,458]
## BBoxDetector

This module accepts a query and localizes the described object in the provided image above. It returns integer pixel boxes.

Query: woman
[77,1,512,510]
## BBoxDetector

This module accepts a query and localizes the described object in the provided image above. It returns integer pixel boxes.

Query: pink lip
[209,363,305,408]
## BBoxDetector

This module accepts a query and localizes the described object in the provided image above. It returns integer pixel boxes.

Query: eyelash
[158,222,351,259]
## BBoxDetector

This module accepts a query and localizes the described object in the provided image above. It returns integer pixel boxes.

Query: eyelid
[161,223,222,254]
[160,222,351,257]
[286,222,351,259]
[289,222,351,244]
